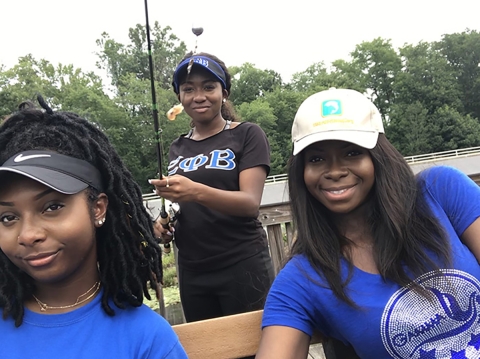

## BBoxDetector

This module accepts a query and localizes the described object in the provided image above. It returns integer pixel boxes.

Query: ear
[223,89,229,100]
[177,94,181,102]
[93,193,109,228]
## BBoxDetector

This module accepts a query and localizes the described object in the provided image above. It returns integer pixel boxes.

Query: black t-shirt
[168,122,270,271]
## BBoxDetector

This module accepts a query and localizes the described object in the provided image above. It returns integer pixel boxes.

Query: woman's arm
[460,218,480,262]
[256,326,310,359]
[151,165,267,217]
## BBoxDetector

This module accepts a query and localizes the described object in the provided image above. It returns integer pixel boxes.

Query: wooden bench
[172,310,324,359]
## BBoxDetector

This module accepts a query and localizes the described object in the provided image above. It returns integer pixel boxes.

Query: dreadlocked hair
[0,95,163,327]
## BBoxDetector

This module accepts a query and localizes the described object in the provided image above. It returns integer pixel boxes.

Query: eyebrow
[0,188,55,206]
[33,189,55,201]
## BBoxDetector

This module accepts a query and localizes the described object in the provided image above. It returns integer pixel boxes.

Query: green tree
[348,38,402,120]
[95,23,192,188]
[229,63,283,106]
[290,62,332,93]
[236,98,285,174]
[387,102,442,155]
[0,55,58,116]
[0,55,165,192]
[263,89,309,174]
[96,23,187,91]
[395,41,462,115]
[438,29,480,121]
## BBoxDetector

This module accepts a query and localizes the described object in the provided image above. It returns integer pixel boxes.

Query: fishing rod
[144,0,203,253]
[144,0,172,254]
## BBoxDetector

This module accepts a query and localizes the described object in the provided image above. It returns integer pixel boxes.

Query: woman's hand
[149,166,267,217]
[153,218,174,244]
[149,175,199,203]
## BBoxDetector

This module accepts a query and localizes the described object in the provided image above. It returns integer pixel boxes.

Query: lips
[322,185,357,200]
[192,106,210,113]
[23,251,59,267]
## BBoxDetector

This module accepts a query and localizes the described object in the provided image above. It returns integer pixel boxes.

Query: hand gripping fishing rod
[144,0,172,253]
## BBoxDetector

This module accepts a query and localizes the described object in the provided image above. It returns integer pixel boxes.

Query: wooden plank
[258,203,292,226]
[173,310,263,359]
[285,221,294,248]
[266,224,284,275]
[173,310,324,359]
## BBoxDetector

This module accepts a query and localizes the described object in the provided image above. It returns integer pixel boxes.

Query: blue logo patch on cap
[322,100,342,116]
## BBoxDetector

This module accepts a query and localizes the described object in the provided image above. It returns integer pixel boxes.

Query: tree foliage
[1,26,480,190]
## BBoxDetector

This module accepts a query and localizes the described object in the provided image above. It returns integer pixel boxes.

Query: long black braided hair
[0,96,163,327]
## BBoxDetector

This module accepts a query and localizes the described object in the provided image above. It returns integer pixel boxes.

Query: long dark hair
[0,98,163,326]
[173,51,240,123]
[288,134,451,305]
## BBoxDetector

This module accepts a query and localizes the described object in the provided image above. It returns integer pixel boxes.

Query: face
[0,174,107,286]
[178,67,227,123]
[303,140,375,215]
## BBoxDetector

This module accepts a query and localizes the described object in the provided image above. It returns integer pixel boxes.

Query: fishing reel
[159,201,180,254]
[145,199,180,254]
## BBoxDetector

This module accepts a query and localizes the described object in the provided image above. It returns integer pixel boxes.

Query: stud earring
[222,98,226,103]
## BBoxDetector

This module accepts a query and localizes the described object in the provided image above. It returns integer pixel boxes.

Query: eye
[204,84,216,91]
[43,203,64,213]
[0,214,17,223]
[346,150,362,157]
[181,86,194,93]
[308,155,324,163]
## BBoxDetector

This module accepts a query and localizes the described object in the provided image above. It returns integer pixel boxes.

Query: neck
[29,269,100,313]
[332,203,373,245]
[191,115,227,140]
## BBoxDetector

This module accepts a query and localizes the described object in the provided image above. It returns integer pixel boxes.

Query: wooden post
[266,224,285,275]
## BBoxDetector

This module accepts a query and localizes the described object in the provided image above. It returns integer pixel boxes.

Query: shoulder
[271,255,321,290]
[170,136,185,147]
[417,165,464,183]
[417,165,476,193]
[119,305,187,357]
[232,122,267,136]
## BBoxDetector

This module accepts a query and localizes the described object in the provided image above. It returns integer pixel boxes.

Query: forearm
[193,182,261,217]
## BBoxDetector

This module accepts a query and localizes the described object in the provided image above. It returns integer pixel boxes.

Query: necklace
[187,119,230,139]
[32,281,101,312]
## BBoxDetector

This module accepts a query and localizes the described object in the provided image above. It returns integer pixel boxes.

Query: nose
[324,158,349,181]
[17,218,47,247]
[193,89,207,102]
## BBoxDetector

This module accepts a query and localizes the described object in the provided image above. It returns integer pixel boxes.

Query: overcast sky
[1,0,479,82]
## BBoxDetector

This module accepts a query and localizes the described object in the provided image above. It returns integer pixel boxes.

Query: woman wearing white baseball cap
[257,88,480,358]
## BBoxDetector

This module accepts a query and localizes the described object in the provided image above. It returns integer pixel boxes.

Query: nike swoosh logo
[13,154,52,163]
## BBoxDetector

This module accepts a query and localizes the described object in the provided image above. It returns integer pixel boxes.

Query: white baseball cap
[291,88,384,155]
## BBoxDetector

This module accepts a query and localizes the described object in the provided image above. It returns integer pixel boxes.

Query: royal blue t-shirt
[0,291,188,358]
[263,166,480,358]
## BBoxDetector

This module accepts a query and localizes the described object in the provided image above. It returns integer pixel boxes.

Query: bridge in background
[142,146,480,216]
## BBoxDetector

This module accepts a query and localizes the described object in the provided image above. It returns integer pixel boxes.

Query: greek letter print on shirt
[168,149,236,175]
[167,122,270,271]
[381,269,480,358]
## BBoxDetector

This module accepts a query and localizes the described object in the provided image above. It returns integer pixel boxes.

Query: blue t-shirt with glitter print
[262,166,480,359]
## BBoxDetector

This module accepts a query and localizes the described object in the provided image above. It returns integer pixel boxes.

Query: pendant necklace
[32,281,101,312]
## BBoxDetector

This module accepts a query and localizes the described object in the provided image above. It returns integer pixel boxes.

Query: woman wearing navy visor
[150,52,274,323]
[0,98,187,358]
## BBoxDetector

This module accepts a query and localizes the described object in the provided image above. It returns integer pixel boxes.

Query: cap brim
[0,166,89,194]
[293,130,379,155]
[173,62,226,91]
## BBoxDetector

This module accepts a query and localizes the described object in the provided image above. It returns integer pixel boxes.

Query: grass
[143,250,180,311]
